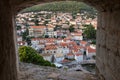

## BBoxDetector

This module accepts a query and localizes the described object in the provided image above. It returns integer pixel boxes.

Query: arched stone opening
[0,0,120,80]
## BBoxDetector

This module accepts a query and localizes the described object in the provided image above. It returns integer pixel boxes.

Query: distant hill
[21,1,97,13]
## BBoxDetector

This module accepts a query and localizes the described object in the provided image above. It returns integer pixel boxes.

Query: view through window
[16,1,97,80]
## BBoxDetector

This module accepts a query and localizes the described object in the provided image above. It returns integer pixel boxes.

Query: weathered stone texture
[0,0,18,80]
[96,10,120,80]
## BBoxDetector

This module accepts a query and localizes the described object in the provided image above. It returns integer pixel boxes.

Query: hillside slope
[21,1,96,13]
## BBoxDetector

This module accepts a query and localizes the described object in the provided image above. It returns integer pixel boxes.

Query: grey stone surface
[18,62,98,80]
[96,11,120,80]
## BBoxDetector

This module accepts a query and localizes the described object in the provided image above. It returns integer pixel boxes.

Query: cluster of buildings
[31,38,96,63]
[16,11,97,64]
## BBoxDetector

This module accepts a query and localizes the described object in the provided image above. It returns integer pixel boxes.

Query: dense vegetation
[21,1,97,14]
[83,24,96,40]
[19,46,55,67]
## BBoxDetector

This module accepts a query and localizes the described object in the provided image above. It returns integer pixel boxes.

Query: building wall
[75,55,83,62]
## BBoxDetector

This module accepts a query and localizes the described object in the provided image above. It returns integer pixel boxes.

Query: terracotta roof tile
[87,46,96,53]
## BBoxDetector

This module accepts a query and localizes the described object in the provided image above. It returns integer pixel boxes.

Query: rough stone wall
[96,10,120,80]
[0,0,18,80]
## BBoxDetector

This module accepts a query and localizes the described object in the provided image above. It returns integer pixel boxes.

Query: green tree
[72,12,76,19]
[34,19,39,26]
[26,36,31,46]
[83,24,96,39]
[46,14,51,19]
[19,46,56,67]
[69,25,75,32]
[54,25,62,31]
[21,28,29,41]
[62,36,66,39]
[16,25,21,30]
[44,35,49,38]
[91,40,96,44]
[44,20,49,26]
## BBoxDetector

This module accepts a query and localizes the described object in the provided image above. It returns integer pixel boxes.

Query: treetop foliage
[19,46,56,67]
[83,24,96,39]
